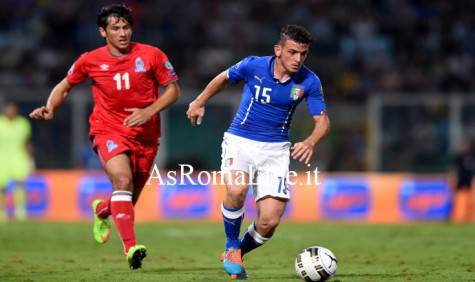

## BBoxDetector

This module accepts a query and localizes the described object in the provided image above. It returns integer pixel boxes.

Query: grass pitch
[0,222,474,281]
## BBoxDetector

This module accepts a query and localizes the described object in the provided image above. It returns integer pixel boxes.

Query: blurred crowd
[1,0,475,98]
[1,0,474,171]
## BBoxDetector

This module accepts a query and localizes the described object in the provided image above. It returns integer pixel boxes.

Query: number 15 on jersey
[254,85,271,104]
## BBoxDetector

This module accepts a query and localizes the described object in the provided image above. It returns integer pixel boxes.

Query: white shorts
[220,133,291,201]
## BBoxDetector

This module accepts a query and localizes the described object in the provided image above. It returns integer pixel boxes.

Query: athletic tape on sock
[247,223,269,244]
[111,191,132,202]
[221,203,244,219]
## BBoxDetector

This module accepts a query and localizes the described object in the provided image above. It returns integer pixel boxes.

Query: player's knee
[111,175,133,190]
[227,187,247,203]
[257,216,281,233]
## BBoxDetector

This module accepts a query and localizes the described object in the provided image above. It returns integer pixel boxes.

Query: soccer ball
[294,246,337,281]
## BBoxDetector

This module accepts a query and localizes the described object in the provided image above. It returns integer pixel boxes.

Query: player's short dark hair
[97,4,134,29]
[279,24,312,45]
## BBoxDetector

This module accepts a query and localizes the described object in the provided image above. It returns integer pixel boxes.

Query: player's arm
[291,114,330,166]
[186,70,229,126]
[29,78,73,121]
[124,81,180,127]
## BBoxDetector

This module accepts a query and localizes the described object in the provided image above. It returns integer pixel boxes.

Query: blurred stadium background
[1,0,473,219]
[1,1,475,281]
[2,0,475,171]
[1,0,474,218]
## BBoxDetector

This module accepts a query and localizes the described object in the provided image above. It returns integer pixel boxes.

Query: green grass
[0,222,474,281]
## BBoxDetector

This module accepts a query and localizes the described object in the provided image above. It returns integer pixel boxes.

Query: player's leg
[220,133,259,278]
[131,172,149,205]
[223,171,249,248]
[0,186,7,222]
[105,153,147,269]
[221,171,249,277]
[240,142,290,258]
[220,134,253,249]
[90,135,138,245]
[0,170,10,222]
[94,195,112,219]
[130,144,157,205]
[91,138,113,221]
[12,180,27,221]
[241,196,287,257]
[11,159,30,221]
[121,145,157,269]
[104,153,146,265]
[90,137,115,243]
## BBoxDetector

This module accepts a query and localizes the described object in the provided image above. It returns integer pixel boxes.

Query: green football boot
[92,199,111,244]
[127,245,147,270]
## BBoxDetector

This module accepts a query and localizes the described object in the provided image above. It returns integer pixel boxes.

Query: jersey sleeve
[66,53,88,85]
[227,56,255,83]
[152,48,178,86]
[305,77,327,116]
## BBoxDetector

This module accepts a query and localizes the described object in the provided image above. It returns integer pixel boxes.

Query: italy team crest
[290,85,305,100]
[135,57,146,72]
[225,158,234,168]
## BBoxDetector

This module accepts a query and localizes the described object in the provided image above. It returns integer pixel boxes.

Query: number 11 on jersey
[113,72,130,90]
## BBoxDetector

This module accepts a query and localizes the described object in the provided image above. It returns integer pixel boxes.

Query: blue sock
[221,203,244,249]
[240,223,269,256]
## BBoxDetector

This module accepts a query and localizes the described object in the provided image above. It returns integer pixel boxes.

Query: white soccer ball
[294,246,338,281]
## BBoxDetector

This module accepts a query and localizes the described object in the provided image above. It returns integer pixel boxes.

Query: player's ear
[98,27,107,38]
[274,44,282,57]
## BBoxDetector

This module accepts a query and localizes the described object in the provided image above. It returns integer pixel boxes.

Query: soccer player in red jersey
[30,4,180,269]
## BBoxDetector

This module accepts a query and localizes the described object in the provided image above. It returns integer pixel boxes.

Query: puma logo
[254,75,264,84]
[116,213,130,219]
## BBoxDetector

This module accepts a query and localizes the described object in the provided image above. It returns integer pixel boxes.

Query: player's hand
[291,140,314,166]
[186,100,205,126]
[124,108,153,127]
[29,106,54,120]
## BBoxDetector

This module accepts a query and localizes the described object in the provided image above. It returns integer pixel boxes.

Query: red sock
[96,196,112,219]
[111,191,136,254]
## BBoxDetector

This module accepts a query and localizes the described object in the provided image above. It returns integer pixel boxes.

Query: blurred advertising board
[8,171,450,223]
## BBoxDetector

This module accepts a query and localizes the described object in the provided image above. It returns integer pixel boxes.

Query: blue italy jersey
[226,56,326,142]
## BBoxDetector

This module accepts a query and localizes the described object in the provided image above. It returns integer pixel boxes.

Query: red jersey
[66,42,178,143]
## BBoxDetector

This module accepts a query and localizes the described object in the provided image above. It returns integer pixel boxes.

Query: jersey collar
[104,42,136,59]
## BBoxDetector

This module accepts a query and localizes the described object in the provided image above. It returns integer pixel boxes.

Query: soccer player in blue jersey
[187,24,330,279]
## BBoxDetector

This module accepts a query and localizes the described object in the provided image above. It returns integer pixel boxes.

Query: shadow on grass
[140,267,301,281]
[337,272,424,278]
[141,266,221,273]
[248,274,299,280]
